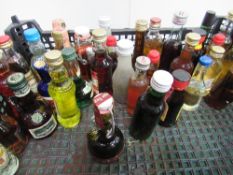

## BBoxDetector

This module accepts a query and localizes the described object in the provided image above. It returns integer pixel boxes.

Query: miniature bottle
[0,35,38,93]
[88,93,124,163]
[206,33,226,54]
[127,56,151,116]
[91,28,113,94]
[132,19,148,69]
[7,72,57,139]
[159,11,188,71]
[183,55,213,111]
[112,39,134,104]
[129,70,173,140]
[143,17,163,55]
[106,35,118,73]
[74,26,92,81]
[147,49,160,82]
[62,47,93,109]
[98,16,112,36]
[170,32,201,74]
[159,69,191,127]
[45,50,81,128]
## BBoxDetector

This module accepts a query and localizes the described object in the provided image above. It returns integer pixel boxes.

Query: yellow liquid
[48,79,81,128]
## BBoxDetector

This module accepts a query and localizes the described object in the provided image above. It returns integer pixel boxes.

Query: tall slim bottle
[159,11,188,71]
[45,50,81,128]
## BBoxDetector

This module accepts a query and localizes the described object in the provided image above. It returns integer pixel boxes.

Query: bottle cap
[147,50,160,64]
[23,28,40,42]
[116,39,134,56]
[209,46,225,59]
[74,26,90,38]
[61,47,77,61]
[227,10,233,21]
[199,55,213,67]
[172,69,191,91]
[98,16,111,28]
[172,11,188,25]
[106,35,117,47]
[212,33,226,45]
[45,50,63,66]
[185,32,201,46]
[0,35,12,49]
[150,70,174,93]
[135,56,151,71]
[135,19,148,32]
[92,28,107,43]
[201,10,216,27]
[93,92,114,113]
[150,17,161,28]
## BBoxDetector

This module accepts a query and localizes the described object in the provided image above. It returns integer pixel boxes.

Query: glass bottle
[159,69,191,127]
[147,49,160,82]
[74,26,92,81]
[45,50,81,128]
[88,93,124,163]
[0,115,28,155]
[62,47,93,109]
[0,144,19,175]
[159,11,188,71]
[51,19,71,49]
[127,56,151,116]
[98,16,112,36]
[106,35,118,73]
[206,33,226,54]
[7,72,57,139]
[129,70,173,140]
[183,55,213,111]
[86,47,95,66]
[143,17,163,55]
[112,39,134,104]
[132,19,148,70]
[170,32,201,74]
[23,27,46,79]
[0,35,38,93]
[91,28,113,95]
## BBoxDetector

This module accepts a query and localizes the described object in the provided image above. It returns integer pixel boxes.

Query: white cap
[116,39,134,56]
[150,70,174,93]
[74,26,90,36]
[98,16,111,28]
[135,56,151,71]
[93,93,114,112]
[172,11,188,25]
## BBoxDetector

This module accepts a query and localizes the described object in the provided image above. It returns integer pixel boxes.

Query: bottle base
[182,103,199,111]
[57,114,81,128]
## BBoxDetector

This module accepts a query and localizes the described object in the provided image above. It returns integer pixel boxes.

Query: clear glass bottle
[91,28,113,95]
[98,16,112,36]
[129,70,173,140]
[0,144,19,175]
[206,33,226,54]
[147,49,160,82]
[45,50,81,128]
[127,56,151,116]
[183,55,213,111]
[88,93,124,163]
[74,26,92,81]
[159,11,188,71]
[143,17,163,55]
[112,39,134,104]
[62,47,93,109]
[132,19,148,70]
[170,32,201,74]
[7,72,57,139]
[0,35,38,93]
[159,69,191,127]
[106,35,118,73]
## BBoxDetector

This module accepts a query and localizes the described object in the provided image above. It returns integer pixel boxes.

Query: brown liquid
[143,39,163,56]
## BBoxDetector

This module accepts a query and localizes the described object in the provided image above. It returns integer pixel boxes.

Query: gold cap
[135,19,148,32]
[44,50,63,66]
[227,10,233,21]
[210,46,225,58]
[185,32,201,46]
[92,28,107,43]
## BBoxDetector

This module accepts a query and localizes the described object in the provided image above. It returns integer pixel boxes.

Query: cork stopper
[92,28,107,43]
[45,50,63,67]
[185,32,201,46]
[209,46,225,59]
[135,19,148,32]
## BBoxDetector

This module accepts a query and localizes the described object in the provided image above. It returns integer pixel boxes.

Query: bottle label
[91,71,99,94]
[31,112,44,124]
[25,70,38,93]
[29,115,57,139]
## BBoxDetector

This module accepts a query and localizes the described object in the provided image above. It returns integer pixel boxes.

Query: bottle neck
[106,46,116,54]
[76,36,92,47]
[170,24,184,41]
[180,44,194,61]
[148,87,166,105]
[148,27,160,34]
[93,41,107,52]
[135,68,147,80]
[28,40,46,56]
[1,46,15,58]
[35,66,51,83]
[63,60,80,79]
[48,64,69,84]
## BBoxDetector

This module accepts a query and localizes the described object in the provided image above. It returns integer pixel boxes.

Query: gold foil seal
[45,50,63,67]
[185,32,201,46]
[135,19,148,32]
[92,28,107,43]
[210,46,225,59]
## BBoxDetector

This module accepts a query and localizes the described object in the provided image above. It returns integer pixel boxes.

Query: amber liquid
[159,40,182,71]
[143,39,163,56]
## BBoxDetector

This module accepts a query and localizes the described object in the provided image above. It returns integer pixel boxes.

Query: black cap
[201,10,216,28]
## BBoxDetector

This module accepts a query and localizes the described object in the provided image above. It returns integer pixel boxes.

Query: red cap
[212,33,226,45]
[147,50,160,64]
[0,35,10,45]
[150,17,161,25]
[106,35,117,47]
[172,69,191,91]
